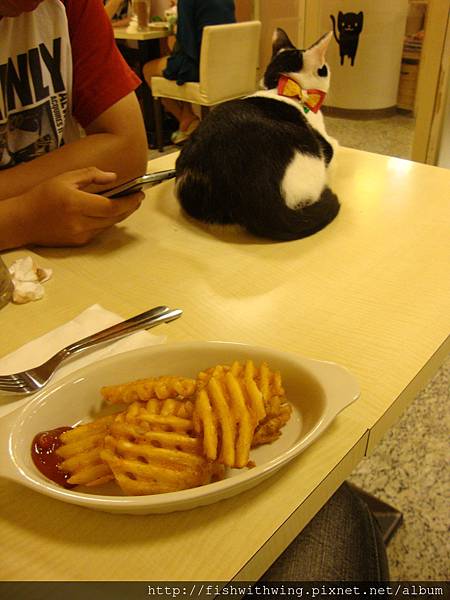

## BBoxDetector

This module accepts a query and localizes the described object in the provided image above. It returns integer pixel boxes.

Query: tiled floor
[324,112,416,160]
[148,143,179,161]
[147,113,448,580]
[350,359,449,580]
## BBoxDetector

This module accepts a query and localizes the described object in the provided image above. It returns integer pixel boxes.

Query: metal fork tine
[0,377,24,385]
[0,373,26,381]
[0,373,41,393]
[0,378,29,388]
[0,383,36,395]
[0,384,31,393]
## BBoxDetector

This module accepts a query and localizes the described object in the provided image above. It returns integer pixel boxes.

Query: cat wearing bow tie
[175,29,339,241]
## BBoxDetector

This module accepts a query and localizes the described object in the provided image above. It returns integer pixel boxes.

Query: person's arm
[0,167,143,250]
[0,0,147,249]
[104,0,124,19]
[0,92,148,201]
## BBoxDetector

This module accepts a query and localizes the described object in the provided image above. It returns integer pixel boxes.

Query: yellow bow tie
[277,76,326,114]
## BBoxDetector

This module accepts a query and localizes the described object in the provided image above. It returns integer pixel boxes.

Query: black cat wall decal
[330,11,364,66]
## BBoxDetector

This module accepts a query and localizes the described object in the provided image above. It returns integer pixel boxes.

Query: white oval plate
[0,342,359,514]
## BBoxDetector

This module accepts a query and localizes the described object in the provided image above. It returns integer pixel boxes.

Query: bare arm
[0,92,148,201]
[0,168,143,251]
[104,0,125,20]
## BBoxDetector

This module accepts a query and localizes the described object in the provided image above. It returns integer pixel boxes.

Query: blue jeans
[261,482,390,581]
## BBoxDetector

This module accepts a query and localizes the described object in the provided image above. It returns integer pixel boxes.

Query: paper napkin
[0,304,166,418]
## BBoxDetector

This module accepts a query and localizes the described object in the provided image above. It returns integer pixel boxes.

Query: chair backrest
[199,21,261,104]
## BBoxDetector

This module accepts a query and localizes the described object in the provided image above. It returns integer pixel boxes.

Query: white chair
[151,20,261,151]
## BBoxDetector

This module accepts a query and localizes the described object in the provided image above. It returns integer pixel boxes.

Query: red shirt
[62,0,140,128]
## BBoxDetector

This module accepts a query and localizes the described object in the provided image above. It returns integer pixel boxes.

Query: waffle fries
[195,361,288,467]
[101,375,196,404]
[50,359,292,496]
[100,401,221,495]
[56,415,115,486]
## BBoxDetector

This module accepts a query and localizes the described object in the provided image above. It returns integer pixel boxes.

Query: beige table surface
[0,147,449,581]
[113,26,169,41]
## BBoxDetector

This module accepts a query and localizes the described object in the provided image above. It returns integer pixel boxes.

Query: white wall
[312,0,409,110]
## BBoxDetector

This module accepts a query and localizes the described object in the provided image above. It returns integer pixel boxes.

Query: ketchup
[31,427,75,489]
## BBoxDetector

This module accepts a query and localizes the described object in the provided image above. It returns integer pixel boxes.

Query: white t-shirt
[0,0,79,169]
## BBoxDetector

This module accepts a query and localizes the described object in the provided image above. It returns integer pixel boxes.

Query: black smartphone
[101,169,176,199]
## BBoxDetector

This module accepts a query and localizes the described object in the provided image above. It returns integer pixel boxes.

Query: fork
[0,305,182,395]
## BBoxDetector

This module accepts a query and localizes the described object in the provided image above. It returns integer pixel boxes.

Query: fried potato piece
[56,415,115,486]
[194,360,290,468]
[198,360,285,417]
[252,403,292,447]
[195,387,221,463]
[146,397,194,420]
[194,372,256,468]
[224,372,255,467]
[101,406,223,495]
[118,399,194,433]
[101,376,196,404]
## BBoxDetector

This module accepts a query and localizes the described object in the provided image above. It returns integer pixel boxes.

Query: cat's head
[338,11,363,33]
[264,29,333,93]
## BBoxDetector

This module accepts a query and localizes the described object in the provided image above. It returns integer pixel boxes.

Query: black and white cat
[175,29,339,241]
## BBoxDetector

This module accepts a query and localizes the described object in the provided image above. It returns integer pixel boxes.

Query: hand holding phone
[101,169,176,199]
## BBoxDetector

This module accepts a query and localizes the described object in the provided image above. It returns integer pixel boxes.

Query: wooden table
[0,147,449,582]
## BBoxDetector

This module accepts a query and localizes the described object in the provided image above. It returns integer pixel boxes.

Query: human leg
[168,102,199,145]
[143,57,199,144]
[142,55,168,82]
[159,98,200,130]
[261,482,389,581]
[178,102,199,132]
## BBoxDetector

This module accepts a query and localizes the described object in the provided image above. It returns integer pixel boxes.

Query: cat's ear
[272,28,295,56]
[306,31,333,66]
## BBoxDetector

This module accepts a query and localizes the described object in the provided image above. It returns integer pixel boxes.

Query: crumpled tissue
[8,256,52,304]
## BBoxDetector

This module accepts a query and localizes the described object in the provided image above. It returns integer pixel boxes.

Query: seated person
[143,0,235,145]
[0,0,148,250]
[104,0,130,27]
[260,483,390,582]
